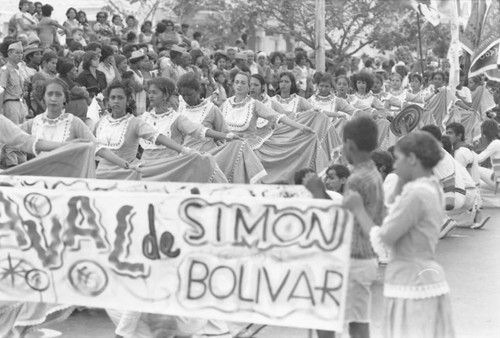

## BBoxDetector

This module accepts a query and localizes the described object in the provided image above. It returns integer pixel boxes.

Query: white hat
[8,41,23,51]
[129,49,146,60]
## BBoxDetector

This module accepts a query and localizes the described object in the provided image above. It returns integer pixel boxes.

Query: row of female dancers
[8,70,363,186]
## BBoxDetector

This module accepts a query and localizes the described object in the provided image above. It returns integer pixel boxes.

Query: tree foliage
[114,0,451,60]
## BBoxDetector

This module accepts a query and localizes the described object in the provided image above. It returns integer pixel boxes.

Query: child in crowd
[324,164,350,194]
[307,115,384,338]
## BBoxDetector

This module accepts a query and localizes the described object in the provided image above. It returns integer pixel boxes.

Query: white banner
[0,180,353,331]
[0,175,313,198]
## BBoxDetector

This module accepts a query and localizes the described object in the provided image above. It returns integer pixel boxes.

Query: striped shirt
[345,160,385,259]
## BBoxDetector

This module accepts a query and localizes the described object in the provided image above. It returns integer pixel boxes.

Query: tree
[371,7,451,59]
[212,0,413,58]
[113,0,451,61]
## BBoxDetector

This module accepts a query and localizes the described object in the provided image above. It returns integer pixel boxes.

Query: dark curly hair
[352,72,374,93]
[269,51,284,66]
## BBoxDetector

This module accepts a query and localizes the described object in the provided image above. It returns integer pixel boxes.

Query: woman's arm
[35,140,65,153]
[205,129,240,141]
[96,148,130,169]
[279,115,314,133]
[455,99,473,110]
[155,134,185,153]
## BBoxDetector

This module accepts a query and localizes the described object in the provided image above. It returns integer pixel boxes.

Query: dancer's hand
[226,132,243,141]
[300,125,315,134]
[181,147,198,155]
[124,161,142,172]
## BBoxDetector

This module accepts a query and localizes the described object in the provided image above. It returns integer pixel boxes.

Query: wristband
[226,132,235,140]
[124,162,130,169]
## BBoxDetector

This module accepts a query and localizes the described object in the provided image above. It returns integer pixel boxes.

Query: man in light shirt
[446,122,489,229]
[422,125,487,240]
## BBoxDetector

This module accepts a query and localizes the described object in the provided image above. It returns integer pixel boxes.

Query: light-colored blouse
[309,93,358,116]
[140,108,206,159]
[95,113,159,164]
[272,93,313,118]
[220,96,283,149]
[477,139,500,163]
[22,112,103,153]
[179,99,229,151]
[370,176,450,299]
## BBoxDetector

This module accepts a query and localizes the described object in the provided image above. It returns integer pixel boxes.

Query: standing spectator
[19,44,42,116]
[139,21,154,50]
[161,45,185,83]
[128,49,148,115]
[111,15,124,38]
[233,52,247,72]
[77,10,92,41]
[37,4,70,48]
[98,45,119,85]
[226,47,236,68]
[93,11,113,42]
[256,52,272,86]
[76,51,107,99]
[30,51,58,116]
[33,1,42,21]
[269,51,283,93]
[191,31,202,50]
[179,52,193,77]
[124,15,139,37]
[63,7,79,32]
[14,0,37,38]
[114,54,128,80]
[179,23,191,46]
[0,41,27,167]
[245,50,258,75]
[58,61,77,89]
[157,20,180,51]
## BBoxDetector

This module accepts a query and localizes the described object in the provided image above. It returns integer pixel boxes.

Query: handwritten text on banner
[0,182,352,331]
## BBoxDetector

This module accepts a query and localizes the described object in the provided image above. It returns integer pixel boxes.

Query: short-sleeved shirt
[0,62,24,100]
[345,160,385,259]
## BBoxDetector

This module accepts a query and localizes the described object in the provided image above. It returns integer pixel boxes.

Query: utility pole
[315,0,326,72]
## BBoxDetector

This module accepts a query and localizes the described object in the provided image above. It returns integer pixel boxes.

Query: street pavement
[40,208,500,338]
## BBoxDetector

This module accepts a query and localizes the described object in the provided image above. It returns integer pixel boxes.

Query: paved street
[40,208,500,338]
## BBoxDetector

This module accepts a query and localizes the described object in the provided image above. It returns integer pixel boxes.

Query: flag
[469,0,500,81]
[459,0,487,55]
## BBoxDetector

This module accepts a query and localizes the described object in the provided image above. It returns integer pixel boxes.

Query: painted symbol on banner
[68,260,108,296]
[23,193,52,218]
[0,254,34,288]
[25,269,50,292]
